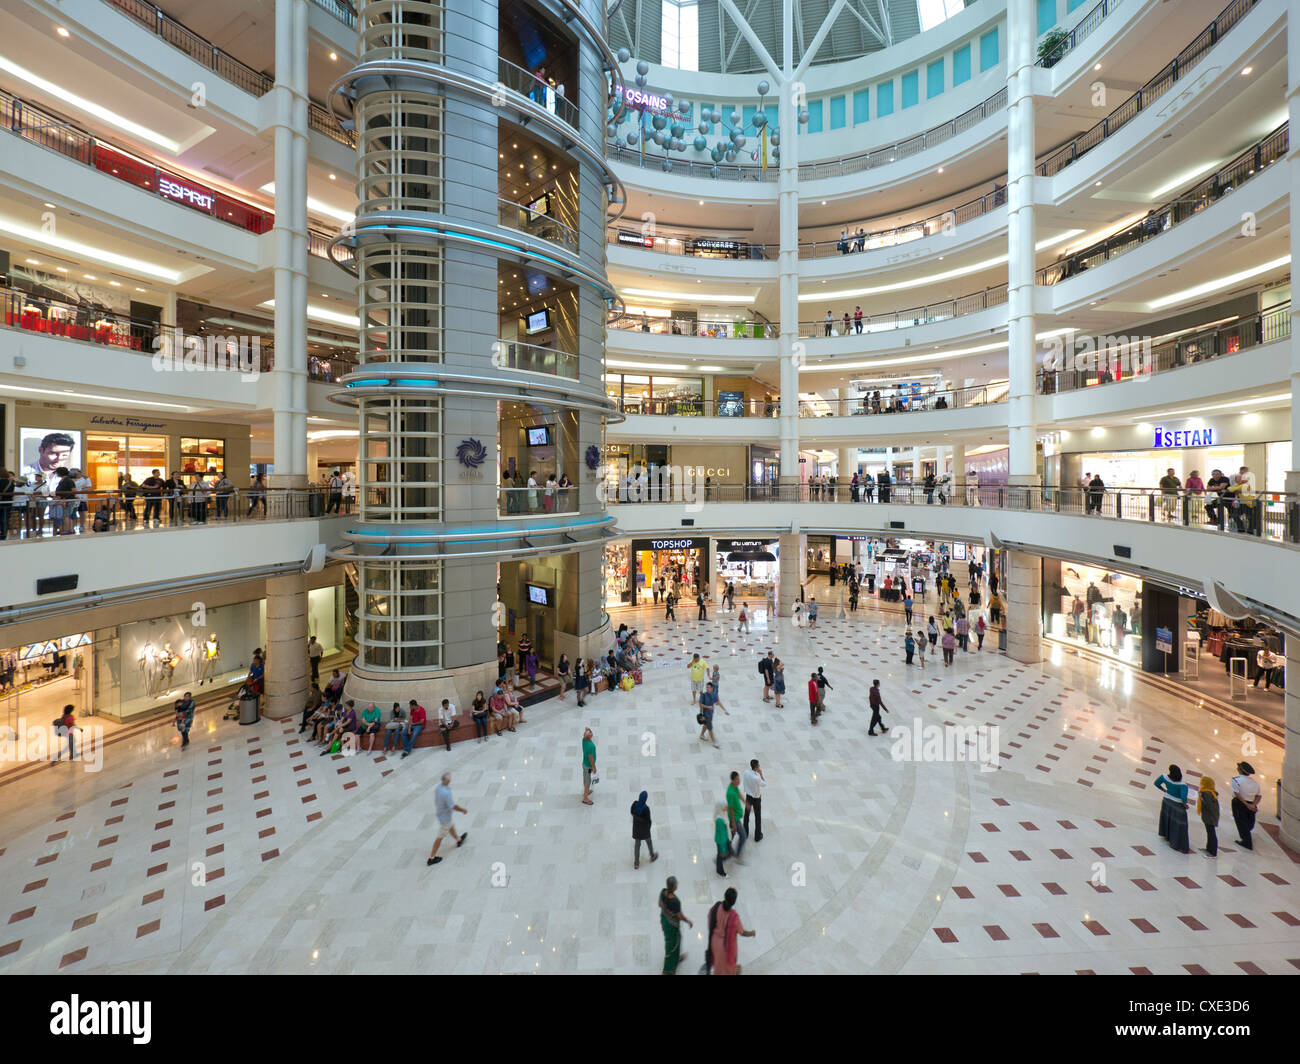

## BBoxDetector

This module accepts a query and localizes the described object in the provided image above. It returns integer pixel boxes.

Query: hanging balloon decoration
[605,61,780,178]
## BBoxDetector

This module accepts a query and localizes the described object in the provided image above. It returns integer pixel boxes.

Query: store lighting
[1150,162,1221,199]
[0,384,192,409]
[259,184,355,224]
[0,55,181,152]
[1241,66,1253,76]
[803,233,1080,301]
[56,26,71,37]
[259,300,360,328]
[0,216,183,282]
[606,359,688,370]
[620,287,757,303]
[1147,255,1290,310]
[24,258,38,265]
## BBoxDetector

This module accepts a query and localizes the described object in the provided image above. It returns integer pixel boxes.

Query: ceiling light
[698,200,704,206]
[0,54,181,152]
[24,258,38,265]
[135,286,145,292]
[329,51,338,61]
[606,359,688,370]
[260,300,360,328]
[1147,255,1290,310]
[0,383,191,409]
[1240,66,1253,76]
[0,217,184,282]
[83,274,96,280]
[259,184,354,224]
[1094,63,1102,71]
[109,281,120,287]
[697,365,725,372]
[937,167,943,173]
[56,267,67,273]
[328,173,336,181]
[43,202,56,209]
[55,26,70,38]
[1150,162,1221,199]
[1094,181,1101,187]
[620,286,757,303]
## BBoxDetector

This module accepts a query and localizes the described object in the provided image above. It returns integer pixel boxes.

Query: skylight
[918,0,966,32]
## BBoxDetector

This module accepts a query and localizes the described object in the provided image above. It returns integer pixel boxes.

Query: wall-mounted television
[526,425,551,446]
[525,308,552,334]
[527,194,550,217]
[526,583,553,607]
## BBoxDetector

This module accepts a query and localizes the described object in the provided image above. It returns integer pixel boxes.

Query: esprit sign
[158,176,215,211]
[1153,426,1214,448]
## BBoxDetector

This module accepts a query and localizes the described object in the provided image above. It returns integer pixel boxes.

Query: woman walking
[573,658,590,706]
[1197,775,1220,858]
[706,887,754,975]
[914,630,926,669]
[772,658,785,708]
[927,615,938,649]
[1154,764,1192,853]
[658,876,692,974]
[631,791,659,869]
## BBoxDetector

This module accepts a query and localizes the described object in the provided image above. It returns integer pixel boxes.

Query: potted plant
[1038,28,1069,67]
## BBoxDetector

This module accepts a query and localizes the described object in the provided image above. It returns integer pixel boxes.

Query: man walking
[807,598,819,629]
[326,469,344,514]
[808,672,821,726]
[581,727,597,805]
[726,771,747,864]
[665,589,677,622]
[1230,761,1261,850]
[867,679,889,736]
[742,759,765,842]
[904,593,914,627]
[308,635,324,683]
[758,650,775,702]
[174,691,195,749]
[689,653,710,705]
[426,771,467,865]
[698,682,725,747]
[697,590,708,622]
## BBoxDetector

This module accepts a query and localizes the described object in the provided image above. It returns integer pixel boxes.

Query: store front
[14,404,250,489]
[1041,561,1143,665]
[605,373,704,415]
[610,537,711,606]
[805,534,836,575]
[715,539,778,599]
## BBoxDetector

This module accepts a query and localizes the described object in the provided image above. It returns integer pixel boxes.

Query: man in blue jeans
[401,699,426,758]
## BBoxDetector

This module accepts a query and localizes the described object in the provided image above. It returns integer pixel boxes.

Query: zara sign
[1153,426,1214,448]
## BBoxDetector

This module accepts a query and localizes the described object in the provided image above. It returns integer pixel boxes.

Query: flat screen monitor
[717,390,744,417]
[525,309,552,334]
[19,427,83,484]
[526,583,552,606]
[526,426,551,446]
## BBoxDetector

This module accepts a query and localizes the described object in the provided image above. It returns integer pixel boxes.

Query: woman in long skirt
[1155,765,1192,853]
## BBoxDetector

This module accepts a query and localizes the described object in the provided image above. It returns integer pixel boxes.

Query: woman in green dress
[657,876,693,975]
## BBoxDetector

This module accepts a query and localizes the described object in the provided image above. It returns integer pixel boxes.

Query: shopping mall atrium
[0,0,1297,980]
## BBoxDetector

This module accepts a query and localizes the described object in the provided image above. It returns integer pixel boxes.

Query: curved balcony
[102,0,356,145]
[799,285,1008,340]
[497,57,580,132]
[608,313,777,339]
[1036,0,1127,68]
[1037,0,1261,178]
[494,339,580,379]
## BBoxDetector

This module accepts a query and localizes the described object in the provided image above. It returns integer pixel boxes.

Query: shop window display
[1045,564,1142,662]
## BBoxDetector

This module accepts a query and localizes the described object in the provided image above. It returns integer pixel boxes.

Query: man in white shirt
[72,468,92,531]
[1229,762,1262,850]
[742,758,766,842]
[436,698,460,751]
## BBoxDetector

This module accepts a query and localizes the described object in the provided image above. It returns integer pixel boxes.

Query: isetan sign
[158,176,215,211]
[1153,426,1214,448]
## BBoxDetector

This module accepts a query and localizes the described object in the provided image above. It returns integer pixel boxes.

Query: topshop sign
[1153,426,1214,448]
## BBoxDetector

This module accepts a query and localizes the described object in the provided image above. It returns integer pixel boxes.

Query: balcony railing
[613,397,777,417]
[1037,0,1126,68]
[802,285,1008,337]
[102,0,357,146]
[1038,304,1291,394]
[1037,0,1259,177]
[608,314,777,338]
[604,483,1300,545]
[496,340,580,380]
[498,198,579,254]
[499,487,581,517]
[309,0,357,27]
[1039,123,1287,285]
[0,487,345,544]
[798,382,1009,416]
[607,88,1008,184]
[498,58,579,130]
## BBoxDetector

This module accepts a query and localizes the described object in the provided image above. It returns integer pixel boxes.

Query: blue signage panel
[1153,426,1214,448]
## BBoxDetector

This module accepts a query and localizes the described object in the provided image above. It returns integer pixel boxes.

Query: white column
[951,442,966,505]
[1003,549,1043,664]
[777,532,805,616]
[1006,0,1039,490]
[271,0,309,487]
[1282,0,1300,853]
[776,7,800,483]
[264,572,309,719]
[839,446,857,486]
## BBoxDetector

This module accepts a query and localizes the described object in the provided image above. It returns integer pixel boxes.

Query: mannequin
[200,634,220,685]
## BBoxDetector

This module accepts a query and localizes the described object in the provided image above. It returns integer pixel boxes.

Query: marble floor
[0,600,1295,975]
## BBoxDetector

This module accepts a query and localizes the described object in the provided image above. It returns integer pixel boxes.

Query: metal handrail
[1037,0,1259,177]
[1037,0,1126,68]
[1037,304,1291,394]
[608,314,777,338]
[601,483,1300,545]
[802,285,1009,336]
[614,397,778,417]
[498,197,580,254]
[1037,122,1287,285]
[0,487,350,543]
[798,382,1008,415]
[498,57,580,130]
[101,0,356,147]
[495,339,580,380]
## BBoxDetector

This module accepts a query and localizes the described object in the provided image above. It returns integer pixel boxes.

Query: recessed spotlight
[1094,63,1102,71]
[109,280,120,287]
[328,173,336,181]
[1240,66,1253,76]
[56,267,67,273]
[937,167,943,173]
[135,286,145,292]
[84,273,96,280]
[25,258,38,265]
[55,26,70,37]
[43,202,56,209]
[329,51,338,61]
[821,200,826,205]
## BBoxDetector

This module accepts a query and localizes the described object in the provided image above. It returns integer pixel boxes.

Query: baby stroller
[224,681,258,720]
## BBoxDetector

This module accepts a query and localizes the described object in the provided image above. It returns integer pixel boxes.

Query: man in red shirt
[402,699,427,758]
[868,679,889,736]
[808,674,820,726]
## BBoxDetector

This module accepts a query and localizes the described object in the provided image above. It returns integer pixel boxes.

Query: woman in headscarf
[1154,764,1192,853]
[658,876,692,975]
[630,790,658,869]
[1197,775,1220,858]
[707,887,754,975]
